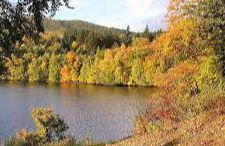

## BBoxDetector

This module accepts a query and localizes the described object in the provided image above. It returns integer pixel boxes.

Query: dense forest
[1,19,162,86]
[2,0,225,145]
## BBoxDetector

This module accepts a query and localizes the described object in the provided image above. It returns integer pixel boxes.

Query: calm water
[0,82,153,142]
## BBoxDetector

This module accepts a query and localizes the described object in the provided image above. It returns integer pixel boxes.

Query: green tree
[143,25,149,37]
[190,0,225,75]
[143,25,154,41]
[123,25,132,46]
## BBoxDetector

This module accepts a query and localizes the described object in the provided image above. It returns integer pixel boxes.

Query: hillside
[44,19,130,35]
[109,109,225,146]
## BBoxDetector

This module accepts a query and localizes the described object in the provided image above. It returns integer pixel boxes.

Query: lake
[0,82,153,143]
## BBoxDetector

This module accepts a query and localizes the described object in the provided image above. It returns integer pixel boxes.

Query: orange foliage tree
[60,51,81,83]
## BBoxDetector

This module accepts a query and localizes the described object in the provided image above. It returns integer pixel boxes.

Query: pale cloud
[123,0,168,31]
[100,0,168,31]
[125,0,167,17]
[125,0,154,18]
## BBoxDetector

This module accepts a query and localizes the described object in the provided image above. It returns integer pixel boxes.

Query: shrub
[6,108,69,145]
[180,87,225,117]
[6,138,27,146]
[135,94,181,134]
[31,108,69,143]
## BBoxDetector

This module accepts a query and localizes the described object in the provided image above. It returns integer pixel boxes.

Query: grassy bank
[110,108,225,146]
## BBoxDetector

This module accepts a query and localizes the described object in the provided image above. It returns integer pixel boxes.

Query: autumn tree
[5,55,26,81]
[28,58,42,82]
[78,57,94,83]
[167,0,193,26]
[129,59,147,86]
[60,51,81,83]
[190,0,225,76]
[49,54,61,82]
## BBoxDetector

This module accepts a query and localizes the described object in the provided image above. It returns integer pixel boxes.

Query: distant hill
[44,19,130,35]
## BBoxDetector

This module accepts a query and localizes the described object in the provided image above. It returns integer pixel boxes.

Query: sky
[10,0,169,32]
[54,0,169,32]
